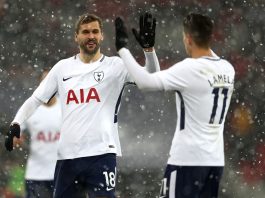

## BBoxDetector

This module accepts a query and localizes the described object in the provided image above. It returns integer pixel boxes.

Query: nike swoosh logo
[106,187,114,191]
[63,77,72,81]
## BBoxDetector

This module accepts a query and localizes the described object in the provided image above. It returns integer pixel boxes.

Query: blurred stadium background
[0,0,264,197]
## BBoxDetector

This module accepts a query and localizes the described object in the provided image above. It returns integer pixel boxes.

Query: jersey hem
[25,176,54,181]
[167,160,225,166]
[57,151,119,160]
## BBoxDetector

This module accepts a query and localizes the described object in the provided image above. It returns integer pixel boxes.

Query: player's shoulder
[171,58,195,69]
[182,57,197,64]
[163,58,195,76]
[57,55,77,65]
[210,57,235,74]
[102,55,124,68]
[104,55,122,63]
[220,58,235,71]
[50,55,77,71]
[184,57,222,65]
[189,56,234,71]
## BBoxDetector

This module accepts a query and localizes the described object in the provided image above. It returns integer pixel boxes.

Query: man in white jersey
[115,13,235,198]
[20,70,62,198]
[4,13,159,198]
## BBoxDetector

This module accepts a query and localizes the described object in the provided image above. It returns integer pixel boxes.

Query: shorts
[159,165,224,198]
[54,153,116,198]
[25,180,54,198]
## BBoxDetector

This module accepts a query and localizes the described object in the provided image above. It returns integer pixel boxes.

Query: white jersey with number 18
[32,52,159,160]
[33,55,131,160]
[156,55,235,166]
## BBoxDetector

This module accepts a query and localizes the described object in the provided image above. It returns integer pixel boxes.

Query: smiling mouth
[81,40,99,54]
[86,42,97,48]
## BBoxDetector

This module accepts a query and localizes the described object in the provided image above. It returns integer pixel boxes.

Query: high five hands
[115,12,156,51]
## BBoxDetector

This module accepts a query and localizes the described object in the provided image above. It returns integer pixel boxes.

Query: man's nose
[86,32,95,38]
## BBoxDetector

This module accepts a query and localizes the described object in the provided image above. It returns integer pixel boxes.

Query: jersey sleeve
[20,123,26,132]
[12,96,42,125]
[33,63,59,103]
[124,50,160,82]
[112,56,132,83]
[118,48,163,90]
[20,122,29,136]
[113,50,160,84]
[143,50,160,73]
[154,59,191,91]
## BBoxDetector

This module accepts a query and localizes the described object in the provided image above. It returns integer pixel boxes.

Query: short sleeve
[155,59,192,91]
[33,64,59,103]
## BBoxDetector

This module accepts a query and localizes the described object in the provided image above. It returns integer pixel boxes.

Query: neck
[190,47,212,58]
[79,49,102,63]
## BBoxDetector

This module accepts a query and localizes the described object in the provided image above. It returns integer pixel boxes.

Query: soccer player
[18,70,61,198]
[115,13,235,198]
[4,13,159,198]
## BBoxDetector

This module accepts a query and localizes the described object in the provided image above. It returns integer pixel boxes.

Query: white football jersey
[23,100,62,180]
[156,55,235,166]
[33,54,133,160]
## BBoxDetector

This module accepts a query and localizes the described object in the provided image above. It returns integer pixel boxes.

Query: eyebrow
[81,28,100,32]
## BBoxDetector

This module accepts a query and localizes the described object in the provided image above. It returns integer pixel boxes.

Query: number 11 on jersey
[209,87,229,124]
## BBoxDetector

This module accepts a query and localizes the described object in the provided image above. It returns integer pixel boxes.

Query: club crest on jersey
[94,71,104,82]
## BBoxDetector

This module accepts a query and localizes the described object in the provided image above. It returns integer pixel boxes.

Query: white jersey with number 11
[156,55,235,166]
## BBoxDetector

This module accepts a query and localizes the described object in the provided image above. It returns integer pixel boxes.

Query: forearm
[119,48,164,91]
[143,48,160,73]
[12,96,42,125]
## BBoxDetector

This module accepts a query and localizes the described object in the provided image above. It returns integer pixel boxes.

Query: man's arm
[5,66,58,151]
[5,96,42,151]
[119,47,164,91]
[12,96,42,125]
[143,49,160,73]
[115,16,191,92]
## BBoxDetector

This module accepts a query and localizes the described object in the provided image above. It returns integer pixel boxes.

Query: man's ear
[101,33,104,41]
[187,34,193,46]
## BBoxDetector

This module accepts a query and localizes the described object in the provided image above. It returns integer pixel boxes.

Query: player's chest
[59,64,114,92]
[58,64,121,105]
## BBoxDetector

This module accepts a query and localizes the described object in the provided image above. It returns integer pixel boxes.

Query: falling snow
[0,0,264,198]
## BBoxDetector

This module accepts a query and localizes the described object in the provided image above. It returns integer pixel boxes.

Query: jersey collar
[75,54,105,64]
[200,56,221,61]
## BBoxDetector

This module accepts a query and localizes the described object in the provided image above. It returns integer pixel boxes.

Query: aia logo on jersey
[94,71,104,82]
[66,88,100,104]
[37,131,60,142]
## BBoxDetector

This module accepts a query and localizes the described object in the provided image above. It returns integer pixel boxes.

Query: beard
[79,39,100,55]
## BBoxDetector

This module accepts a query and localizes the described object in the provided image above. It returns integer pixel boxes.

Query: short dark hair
[183,13,214,48]
[75,13,103,34]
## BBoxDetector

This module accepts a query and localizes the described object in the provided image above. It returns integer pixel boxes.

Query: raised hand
[132,12,156,49]
[115,17,129,51]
